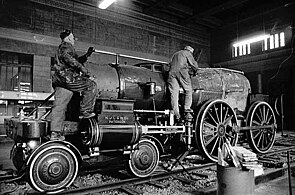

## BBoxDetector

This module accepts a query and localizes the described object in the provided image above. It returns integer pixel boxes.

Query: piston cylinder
[80,118,141,149]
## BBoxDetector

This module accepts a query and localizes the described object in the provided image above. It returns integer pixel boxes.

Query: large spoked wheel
[127,139,159,177]
[246,101,277,153]
[195,100,239,162]
[27,142,79,194]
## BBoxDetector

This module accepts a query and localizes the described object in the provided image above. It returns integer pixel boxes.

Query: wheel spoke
[205,134,218,146]
[223,106,229,123]
[208,110,219,125]
[255,109,263,122]
[224,115,233,126]
[266,132,273,143]
[266,114,274,124]
[213,104,221,123]
[259,106,264,121]
[210,136,219,155]
[261,133,265,148]
[264,133,269,148]
[253,130,262,139]
[255,131,263,147]
[252,120,261,126]
[203,121,217,131]
[265,107,270,123]
[220,104,223,124]
[262,106,266,121]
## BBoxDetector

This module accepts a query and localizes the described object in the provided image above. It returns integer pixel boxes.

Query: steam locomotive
[4,62,277,193]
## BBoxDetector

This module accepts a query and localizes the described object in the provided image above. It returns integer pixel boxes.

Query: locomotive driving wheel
[27,142,78,194]
[246,101,277,153]
[127,139,159,177]
[196,100,238,162]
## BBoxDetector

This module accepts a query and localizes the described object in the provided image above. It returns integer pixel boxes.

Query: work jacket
[51,42,89,85]
[169,49,198,76]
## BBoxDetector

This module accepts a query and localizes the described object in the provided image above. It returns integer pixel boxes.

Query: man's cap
[184,46,194,53]
[60,29,72,40]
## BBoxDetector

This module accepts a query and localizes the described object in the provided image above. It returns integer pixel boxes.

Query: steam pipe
[94,50,168,64]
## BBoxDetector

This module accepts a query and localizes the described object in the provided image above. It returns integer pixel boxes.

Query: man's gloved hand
[80,66,91,77]
[188,67,198,77]
[86,47,95,57]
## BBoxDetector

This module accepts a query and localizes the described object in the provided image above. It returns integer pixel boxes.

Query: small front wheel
[27,142,79,194]
[127,139,159,177]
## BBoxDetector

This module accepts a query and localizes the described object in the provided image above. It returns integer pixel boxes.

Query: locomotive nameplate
[97,113,135,125]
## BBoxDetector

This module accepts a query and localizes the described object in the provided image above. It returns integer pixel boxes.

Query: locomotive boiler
[4,62,277,194]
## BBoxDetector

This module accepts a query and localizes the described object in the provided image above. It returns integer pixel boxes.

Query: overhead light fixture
[98,0,116,9]
[233,34,270,47]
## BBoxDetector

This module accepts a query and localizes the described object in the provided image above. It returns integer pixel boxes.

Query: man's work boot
[175,117,184,126]
[50,131,65,141]
[79,112,95,119]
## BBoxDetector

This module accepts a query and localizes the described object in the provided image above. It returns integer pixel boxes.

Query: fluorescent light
[98,0,116,9]
[233,34,270,47]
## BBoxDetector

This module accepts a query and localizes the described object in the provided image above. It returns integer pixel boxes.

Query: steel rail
[55,163,215,195]
[259,145,295,156]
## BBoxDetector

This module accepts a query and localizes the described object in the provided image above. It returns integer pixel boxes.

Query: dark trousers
[167,71,192,119]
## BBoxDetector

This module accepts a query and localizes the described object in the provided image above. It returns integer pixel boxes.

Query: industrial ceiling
[95,0,292,29]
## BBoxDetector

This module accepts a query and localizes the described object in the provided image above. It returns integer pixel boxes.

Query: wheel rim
[247,101,276,153]
[196,100,238,162]
[28,144,78,193]
[128,139,159,177]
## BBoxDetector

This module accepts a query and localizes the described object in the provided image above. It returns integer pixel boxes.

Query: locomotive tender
[5,62,277,193]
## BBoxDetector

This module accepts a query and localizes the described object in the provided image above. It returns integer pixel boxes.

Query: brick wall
[33,55,52,92]
[0,0,211,66]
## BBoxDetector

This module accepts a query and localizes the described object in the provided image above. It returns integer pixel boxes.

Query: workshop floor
[255,175,295,195]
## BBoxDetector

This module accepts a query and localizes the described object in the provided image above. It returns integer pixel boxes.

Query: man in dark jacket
[167,46,198,123]
[50,29,97,141]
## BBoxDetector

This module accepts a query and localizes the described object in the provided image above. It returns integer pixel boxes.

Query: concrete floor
[255,175,295,195]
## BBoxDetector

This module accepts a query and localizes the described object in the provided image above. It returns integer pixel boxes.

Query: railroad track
[2,141,295,195]
[51,162,216,195]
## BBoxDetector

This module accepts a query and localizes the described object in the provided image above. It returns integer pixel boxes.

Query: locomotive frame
[4,62,277,194]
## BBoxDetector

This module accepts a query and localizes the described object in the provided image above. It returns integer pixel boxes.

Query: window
[264,32,285,51]
[0,51,33,92]
[232,32,285,57]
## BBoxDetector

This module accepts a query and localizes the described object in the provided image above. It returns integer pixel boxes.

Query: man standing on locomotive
[50,29,97,141]
[167,46,198,124]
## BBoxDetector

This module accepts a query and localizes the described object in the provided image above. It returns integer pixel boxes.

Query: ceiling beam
[199,0,248,16]
[143,0,177,15]
[182,0,248,27]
